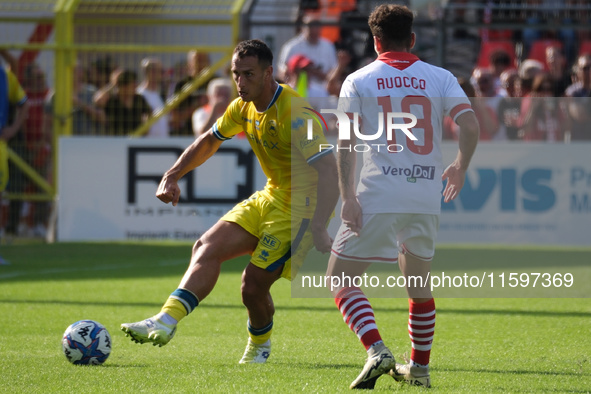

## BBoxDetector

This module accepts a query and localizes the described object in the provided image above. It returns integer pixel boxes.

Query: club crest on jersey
[267,120,278,137]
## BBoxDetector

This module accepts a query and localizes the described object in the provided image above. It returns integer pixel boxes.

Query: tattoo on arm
[337,151,355,196]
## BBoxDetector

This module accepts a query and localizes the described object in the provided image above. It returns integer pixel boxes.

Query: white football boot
[239,338,271,364]
[350,343,396,389]
[121,317,176,347]
[389,362,431,388]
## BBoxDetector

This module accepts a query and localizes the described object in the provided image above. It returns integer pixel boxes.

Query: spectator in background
[19,62,51,237]
[283,54,328,99]
[497,69,523,140]
[565,54,591,97]
[471,68,503,139]
[327,47,354,97]
[518,59,544,97]
[545,46,571,97]
[187,50,211,80]
[565,54,591,141]
[166,60,187,98]
[46,63,105,136]
[519,72,566,142]
[88,56,115,93]
[0,64,29,242]
[445,77,498,141]
[94,68,122,108]
[488,49,514,96]
[180,50,212,106]
[168,50,212,136]
[103,70,152,136]
[137,57,170,138]
[71,63,105,135]
[169,78,201,137]
[277,15,338,97]
[192,77,235,137]
[0,50,17,73]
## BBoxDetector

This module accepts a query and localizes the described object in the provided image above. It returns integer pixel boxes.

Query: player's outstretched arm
[442,111,479,203]
[156,129,223,206]
[309,153,339,253]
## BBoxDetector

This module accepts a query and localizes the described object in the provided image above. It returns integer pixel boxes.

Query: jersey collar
[265,83,283,111]
[377,52,420,70]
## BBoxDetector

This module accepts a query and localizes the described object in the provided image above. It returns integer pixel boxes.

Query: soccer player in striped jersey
[121,40,338,363]
[326,4,479,388]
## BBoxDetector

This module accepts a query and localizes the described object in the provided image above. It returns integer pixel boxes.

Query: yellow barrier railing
[0,0,245,207]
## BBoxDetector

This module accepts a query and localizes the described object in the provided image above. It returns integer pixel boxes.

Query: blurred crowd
[2,1,591,239]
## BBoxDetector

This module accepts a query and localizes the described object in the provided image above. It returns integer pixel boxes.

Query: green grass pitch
[0,242,589,393]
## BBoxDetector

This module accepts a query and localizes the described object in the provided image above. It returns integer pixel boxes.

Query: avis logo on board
[443,168,556,212]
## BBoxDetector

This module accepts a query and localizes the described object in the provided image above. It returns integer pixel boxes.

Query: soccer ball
[62,320,112,365]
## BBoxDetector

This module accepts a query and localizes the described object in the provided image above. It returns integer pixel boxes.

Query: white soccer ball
[62,320,112,365]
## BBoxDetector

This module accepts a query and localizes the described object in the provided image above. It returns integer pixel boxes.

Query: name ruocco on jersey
[307,109,418,153]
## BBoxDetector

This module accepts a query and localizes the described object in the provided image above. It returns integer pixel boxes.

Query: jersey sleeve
[212,98,245,141]
[291,103,332,164]
[443,72,473,122]
[7,69,27,106]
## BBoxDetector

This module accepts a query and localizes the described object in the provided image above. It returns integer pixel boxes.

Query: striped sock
[408,298,436,367]
[335,287,382,350]
[160,288,199,323]
[247,320,273,345]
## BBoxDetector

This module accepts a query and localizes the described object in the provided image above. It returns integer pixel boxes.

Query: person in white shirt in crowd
[137,57,170,138]
[192,78,235,137]
[277,15,338,98]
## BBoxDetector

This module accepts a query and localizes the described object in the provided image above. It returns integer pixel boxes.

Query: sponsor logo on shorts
[261,233,281,250]
[258,250,270,262]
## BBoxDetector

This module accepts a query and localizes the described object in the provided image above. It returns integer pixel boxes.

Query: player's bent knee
[240,281,266,306]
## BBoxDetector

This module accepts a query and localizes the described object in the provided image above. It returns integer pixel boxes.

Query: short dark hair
[117,70,137,86]
[490,49,511,67]
[368,4,414,50]
[233,39,273,68]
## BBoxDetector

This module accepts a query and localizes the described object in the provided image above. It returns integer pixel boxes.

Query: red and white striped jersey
[338,52,473,214]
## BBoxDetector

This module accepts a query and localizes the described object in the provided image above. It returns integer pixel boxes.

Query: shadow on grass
[1,298,590,318]
[436,366,589,378]
[0,243,250,283]
[274,361,359,369]
[100,363,149,368]
[2,243,590,284]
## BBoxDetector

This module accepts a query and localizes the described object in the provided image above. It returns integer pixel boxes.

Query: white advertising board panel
[58,137,267,241]
[440,142,591,246]
[59,138,591,246]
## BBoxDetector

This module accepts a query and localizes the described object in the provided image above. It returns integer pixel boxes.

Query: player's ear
[373,36,382,54]
[265,65,273,82]
[410,32,416,50]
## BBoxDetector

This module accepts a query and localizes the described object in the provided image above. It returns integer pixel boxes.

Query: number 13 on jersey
[378,95,433,155]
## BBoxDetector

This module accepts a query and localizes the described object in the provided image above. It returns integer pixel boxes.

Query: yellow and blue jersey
[0,67,28,130]
[213,84,331,218]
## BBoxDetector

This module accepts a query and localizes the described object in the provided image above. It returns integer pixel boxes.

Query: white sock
[155,312,177,325]
[410,359,429,368]
[367,341,385,356]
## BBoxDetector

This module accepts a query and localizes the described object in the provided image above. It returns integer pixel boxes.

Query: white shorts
[330,213,439,264]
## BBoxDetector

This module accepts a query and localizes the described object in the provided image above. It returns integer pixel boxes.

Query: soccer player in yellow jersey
[1,66,29,258]
[1,67,29,193]
[122,40,338,363]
